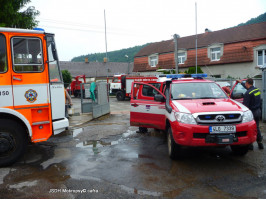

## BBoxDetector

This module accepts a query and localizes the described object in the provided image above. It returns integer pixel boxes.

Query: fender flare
[0,108,32,137]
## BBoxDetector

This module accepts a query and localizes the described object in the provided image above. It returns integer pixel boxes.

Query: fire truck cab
[0,27,69,166]
[130,74,257,159]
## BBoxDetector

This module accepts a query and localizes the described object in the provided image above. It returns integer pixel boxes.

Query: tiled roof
[135,22,266,57]
[60,61,134,77]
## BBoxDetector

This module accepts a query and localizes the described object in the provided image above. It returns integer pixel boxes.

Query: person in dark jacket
[237,78,264,150]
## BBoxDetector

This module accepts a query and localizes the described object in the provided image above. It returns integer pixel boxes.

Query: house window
[211,47,221,61]
[257,50,266,67]
[178,52,186,64]
[149,55,158,67]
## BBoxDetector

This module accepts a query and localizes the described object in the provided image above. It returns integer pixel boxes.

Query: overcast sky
[28,0,266,61]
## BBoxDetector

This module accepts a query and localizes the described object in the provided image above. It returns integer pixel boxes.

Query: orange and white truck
[0,27,69,166]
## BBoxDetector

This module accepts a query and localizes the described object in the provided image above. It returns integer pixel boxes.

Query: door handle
[13,76,22,81]
[131,103,139,107]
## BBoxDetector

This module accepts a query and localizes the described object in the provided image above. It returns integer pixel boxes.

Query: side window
[12,37,43,72]
[232,82,247,94]
[47,35,62,83]
[142,83,161,97]
[0,34,7,73]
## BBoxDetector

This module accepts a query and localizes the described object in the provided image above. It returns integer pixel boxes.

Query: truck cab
[0,27,68,166]
[130,74,257,159]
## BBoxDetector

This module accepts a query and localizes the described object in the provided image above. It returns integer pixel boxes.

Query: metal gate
[80,82,110,118]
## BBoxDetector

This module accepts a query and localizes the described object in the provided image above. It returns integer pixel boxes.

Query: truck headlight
[175,112,197,124]
[242,110,254,123]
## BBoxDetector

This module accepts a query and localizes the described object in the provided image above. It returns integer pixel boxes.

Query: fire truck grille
[197,113,242,124]
[193,131,247,139]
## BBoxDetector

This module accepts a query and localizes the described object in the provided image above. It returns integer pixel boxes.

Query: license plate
[209,125,236,134]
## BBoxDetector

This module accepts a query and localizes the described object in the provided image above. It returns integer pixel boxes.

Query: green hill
[237,12,266,27]
[71,43,149,63]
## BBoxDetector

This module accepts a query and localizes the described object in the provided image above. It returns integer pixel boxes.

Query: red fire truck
[130,74,257,159]
[110,74,158,101]
[69,75,86,97]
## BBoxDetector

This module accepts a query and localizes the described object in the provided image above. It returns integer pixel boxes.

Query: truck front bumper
[171,120,257,146]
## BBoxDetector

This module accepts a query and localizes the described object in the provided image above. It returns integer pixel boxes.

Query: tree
[185,66,203,74]
[62,70,72,88]
[0,0,39,29]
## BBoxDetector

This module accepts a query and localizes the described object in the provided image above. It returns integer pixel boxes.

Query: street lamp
[125,55,129,74]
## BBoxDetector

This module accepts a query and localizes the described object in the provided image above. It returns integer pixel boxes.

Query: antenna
[195,2,198,74]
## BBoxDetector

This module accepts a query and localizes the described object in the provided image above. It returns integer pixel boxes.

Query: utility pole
[174,34,180,74]
[104,9,108,78]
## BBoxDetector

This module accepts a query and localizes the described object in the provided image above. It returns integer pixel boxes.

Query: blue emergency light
[33,28,45,31]
[191,73,208,78]
[166,74,185,79]
[166,73,208,79]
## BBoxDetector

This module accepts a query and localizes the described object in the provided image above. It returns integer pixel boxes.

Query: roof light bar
[166,73,208,79]
[191,73,208,78]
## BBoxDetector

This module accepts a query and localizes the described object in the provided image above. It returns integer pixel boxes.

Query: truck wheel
[116,91,125,101]
[0,119,28,167]
[230,145,249,156]
[167,126,180,159]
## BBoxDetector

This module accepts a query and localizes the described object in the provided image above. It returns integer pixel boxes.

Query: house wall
[134,39,266,78]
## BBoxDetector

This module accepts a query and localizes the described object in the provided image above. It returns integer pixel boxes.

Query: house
[60,61,134,82]
[134,22,266,78]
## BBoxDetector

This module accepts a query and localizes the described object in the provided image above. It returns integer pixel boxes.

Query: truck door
[0,34,13,109]
[46,34,65,121]
[130,82,165,130]
[230,80,246,103]
[10,35,52,141]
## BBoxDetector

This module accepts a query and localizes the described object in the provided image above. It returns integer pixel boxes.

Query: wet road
[1,98,266,198]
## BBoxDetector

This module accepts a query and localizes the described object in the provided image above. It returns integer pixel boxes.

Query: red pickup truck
[130,74,257,159]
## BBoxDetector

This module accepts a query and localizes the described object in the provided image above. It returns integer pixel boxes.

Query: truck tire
[167,126,180,159]
[116,91,125,101]
[0,119,28,167]
[121,75,126,88]
[230,145,249,156]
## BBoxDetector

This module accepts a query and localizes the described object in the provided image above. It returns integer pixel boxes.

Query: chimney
[205,28,212,33]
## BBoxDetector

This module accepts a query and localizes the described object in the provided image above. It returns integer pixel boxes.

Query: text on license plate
[209,125,236,133]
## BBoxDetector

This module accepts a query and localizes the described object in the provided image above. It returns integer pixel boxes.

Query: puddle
[120,185,162,197]
[122,130,138,138]
[72,128,84,137]
[8,180,39,189]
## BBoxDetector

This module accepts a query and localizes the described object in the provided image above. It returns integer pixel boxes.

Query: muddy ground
[0,98,266,198]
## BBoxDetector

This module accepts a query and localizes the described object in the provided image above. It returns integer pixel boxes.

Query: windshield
[171,82,228,100]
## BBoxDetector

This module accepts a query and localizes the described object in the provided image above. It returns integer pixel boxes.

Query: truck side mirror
[51,42,58,61]
[231,93,244,99]
[154,94,165,102]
